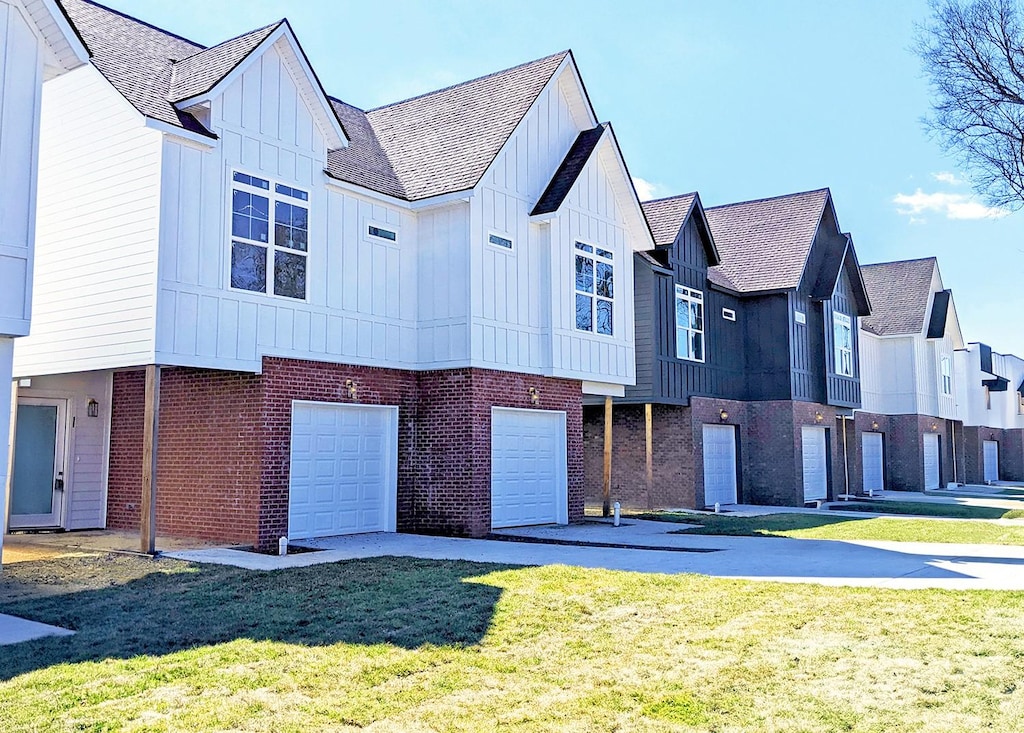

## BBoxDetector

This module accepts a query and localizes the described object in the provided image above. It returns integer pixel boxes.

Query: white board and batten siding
[15,370,112,530]
[0,0,46,339]
[155,40,418,373]
[13,64,163,378]
[468,69,635,385]
[416,202,471,366]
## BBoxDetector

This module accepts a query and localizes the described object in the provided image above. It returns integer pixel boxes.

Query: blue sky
[101,0,1024,354]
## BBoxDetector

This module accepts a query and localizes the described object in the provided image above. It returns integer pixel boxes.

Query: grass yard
[641,511,1024,545]
[827,500,1018,520]
[3,555,1024,731]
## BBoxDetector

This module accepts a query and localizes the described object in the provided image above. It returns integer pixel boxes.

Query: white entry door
[491,408,567,529]
[983,440,1000,483]
[9,398,68,530]
[801,426,828,501]
[288,402,398,540]
[923,433,940,490]
[862,432,884,494]
[703,424,738,506]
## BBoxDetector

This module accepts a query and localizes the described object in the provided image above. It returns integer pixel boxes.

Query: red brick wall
[108,360,583,550]
[961,425,1023,484]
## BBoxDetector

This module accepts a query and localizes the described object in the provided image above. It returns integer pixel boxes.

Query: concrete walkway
[0,613,74,645]
[164,518,1024,590]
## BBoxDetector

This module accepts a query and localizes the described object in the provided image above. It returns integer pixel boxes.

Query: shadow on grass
[637,512,871,537]
[0,554,509,681]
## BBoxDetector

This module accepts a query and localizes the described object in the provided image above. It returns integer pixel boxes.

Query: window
[833,312,853,377]
[230,172,308,300]
[722,308,736,322]
[488,232,513,250]
[941,356,952,395]
[986,386,991,410]
[367,224,397,242]
[574,242,613,335]
[675,285,705,362]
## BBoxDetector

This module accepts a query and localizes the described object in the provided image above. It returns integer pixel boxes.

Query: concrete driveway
[164,518,1024,590]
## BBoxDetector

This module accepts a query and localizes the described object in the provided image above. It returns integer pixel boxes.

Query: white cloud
[932,171,964,186]
[632,176,669,202]
[893,189,1008,220]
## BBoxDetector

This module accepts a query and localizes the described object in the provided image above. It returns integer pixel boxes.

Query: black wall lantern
[87,399,99,418]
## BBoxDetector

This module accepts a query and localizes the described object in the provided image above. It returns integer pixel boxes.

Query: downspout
[951,420,958,485]
[841,414,851,500]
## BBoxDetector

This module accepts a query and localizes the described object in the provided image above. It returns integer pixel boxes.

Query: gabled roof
[169,21,282,103]
[641,192,720,265]
[704,188,830,293]
[364,51,570,201]
[27,0,90,75]
[859,258,938,336]
[326,99,406,200]
[531,124,606,215]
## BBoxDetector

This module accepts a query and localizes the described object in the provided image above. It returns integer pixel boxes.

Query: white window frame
[833,311,853,377]
[574,241,614,336]
[365,221,399,244]
[794,310,807,325]
[940,356,952,396]
[675,285,705,363]
[487,231,514,252]
[722,307,736,322]
[228,170,310,301]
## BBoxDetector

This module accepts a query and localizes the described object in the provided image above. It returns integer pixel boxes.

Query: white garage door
[491,408,567,529]
[923,433,940,490]
[288,402,398,540]
[862,432,884,494]
[802,426,828,501]
[703,424,738,506]
[984,440,1000,483]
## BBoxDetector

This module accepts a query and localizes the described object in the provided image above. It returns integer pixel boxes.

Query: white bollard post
[613,501,621,527]
[278,536,288,556]
[714,502,721,514]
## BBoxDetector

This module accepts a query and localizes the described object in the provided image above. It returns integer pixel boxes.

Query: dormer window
[941,356,952,395]
[675,285,705,362]
[833,312,853,377]
[230,172,308,300]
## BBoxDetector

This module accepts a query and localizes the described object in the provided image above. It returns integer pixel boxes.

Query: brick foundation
[584,397,842,510]
[107,359,583,550]
[961,425,1024,484]
[846,412,963,492]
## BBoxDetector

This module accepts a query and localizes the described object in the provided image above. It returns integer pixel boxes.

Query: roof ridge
[861,256,938,268]
[76,0,205,52]
[705,186,830,211]
[642,192,699,206]
[367,50,570,112]
[174,19,283,64]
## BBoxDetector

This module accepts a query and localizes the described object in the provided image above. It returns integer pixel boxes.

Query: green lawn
[640,511,1024,545]
[4,554,1024,731]
[827,500,1018,519]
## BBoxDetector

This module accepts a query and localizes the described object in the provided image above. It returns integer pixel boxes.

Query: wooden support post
[602,396,612,517]
[140,364,160,555]
[645,403,653,510]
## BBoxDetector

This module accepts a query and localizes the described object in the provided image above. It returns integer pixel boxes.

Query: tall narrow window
[574,242,613,335]
[675,285,705,361]
[941,356,952,395]
[833,312,853,376]
[230,172,308,300]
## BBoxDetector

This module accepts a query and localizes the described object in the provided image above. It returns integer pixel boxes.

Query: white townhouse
[955,344,1024,483]
[853,257,966,492]
[7,0,653,550]
[0,0,87,567]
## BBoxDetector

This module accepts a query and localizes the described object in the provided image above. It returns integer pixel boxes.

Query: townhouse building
[0,0,87,566]
[6,0,653,550]
[955,344,1024,483]
[854,258,965,492]
[583,188,871,509]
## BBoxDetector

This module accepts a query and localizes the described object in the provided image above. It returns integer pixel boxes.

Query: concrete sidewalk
[0,613,74,645]
[163,519,1024,590]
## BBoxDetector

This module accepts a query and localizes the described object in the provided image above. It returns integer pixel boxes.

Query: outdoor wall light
[871,421,879,430]
[931,423,939,432]
[719,409,729,422]
[814,412,824,423]
[345,379,357,400]
[528,386,540,405]
[87,399,99,418]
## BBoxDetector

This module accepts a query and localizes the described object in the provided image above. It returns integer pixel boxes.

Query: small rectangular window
[232,171,269,189]
[596,248,613,259]
[940,356,952,396]
[368,225,397,242]
[575,242,594,254]
[676,285,705,362]
[488,233,513,250]
[275,183,309,201]
[722,308,736,322]
[794,310,807,325]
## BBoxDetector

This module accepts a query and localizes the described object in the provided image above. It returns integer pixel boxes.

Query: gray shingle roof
[531,124,606,215]
[326,99,406,199]
[365,51,569,201]
[859,258,937,336]
[61,0,210,134]
[169,21,282,103]
[642,193,697,246]
[704,188,830,293]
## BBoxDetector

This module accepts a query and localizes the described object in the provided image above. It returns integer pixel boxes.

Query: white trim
[581,381,625,397]
[573,240,615,337]
[722,308,737,322]
[675,285,705,363]
[7,396,69,530]
[794,310,807,325]
[833,311,854,377]
[146,118,218,148]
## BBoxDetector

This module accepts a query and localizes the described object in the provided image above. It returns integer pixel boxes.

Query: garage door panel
[862,432,884,493]
[289,402,397,540]
[703,424,738,506]
[923,433,940,490]
[802,426,827,501]
[491,408,567,529]
[984,441,999,482]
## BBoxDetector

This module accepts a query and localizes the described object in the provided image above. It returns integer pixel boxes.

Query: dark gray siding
[624,258,656,402]
[744,294,792,400]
